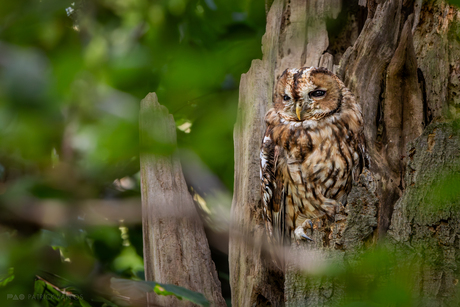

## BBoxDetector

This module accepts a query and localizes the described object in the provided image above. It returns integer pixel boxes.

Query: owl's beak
[296,103,302,120]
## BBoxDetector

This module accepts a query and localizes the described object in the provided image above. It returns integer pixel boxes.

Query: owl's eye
[310,90,326,97]
[283,95,291,101]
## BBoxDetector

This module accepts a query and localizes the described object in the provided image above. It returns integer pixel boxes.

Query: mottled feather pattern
[260,67,365,246]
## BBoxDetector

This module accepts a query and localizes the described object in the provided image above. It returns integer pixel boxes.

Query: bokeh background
[0,0,265,306]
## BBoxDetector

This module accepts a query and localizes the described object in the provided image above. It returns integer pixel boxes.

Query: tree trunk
[229,0,460,305]
[388,121,460,306]
[140,93,226,307]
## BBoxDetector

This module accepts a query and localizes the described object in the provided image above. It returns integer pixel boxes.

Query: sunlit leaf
[148,281,209,306]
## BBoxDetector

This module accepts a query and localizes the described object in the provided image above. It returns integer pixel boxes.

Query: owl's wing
[260,127,285,247]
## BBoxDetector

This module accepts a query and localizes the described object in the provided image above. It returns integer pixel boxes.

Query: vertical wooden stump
[228,1,285,305]
[139,93,226,307]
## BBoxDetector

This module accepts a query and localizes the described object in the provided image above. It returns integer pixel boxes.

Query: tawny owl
[260,67,365,246]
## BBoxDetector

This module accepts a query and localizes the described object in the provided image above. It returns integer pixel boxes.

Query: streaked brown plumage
[260,67,365,247]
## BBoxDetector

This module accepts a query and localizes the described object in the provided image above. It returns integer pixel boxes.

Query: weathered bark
[338,0,407,236]
[230,0,460,305]
[384,15,424,190]
[228,2,285,305]
[388,121,460,306]
[387,9,460,303]
[140,93,226,307]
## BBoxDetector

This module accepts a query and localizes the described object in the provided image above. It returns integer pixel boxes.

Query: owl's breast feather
[274,117,356,200]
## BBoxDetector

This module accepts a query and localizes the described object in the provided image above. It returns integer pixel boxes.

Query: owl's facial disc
[295,68,341,119]
[273,67,342,122]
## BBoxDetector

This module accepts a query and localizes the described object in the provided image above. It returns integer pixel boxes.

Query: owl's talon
[301,233,313,241]
[294,222,315,242]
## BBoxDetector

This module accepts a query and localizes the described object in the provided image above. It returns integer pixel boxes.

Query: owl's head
[274,67,343,121]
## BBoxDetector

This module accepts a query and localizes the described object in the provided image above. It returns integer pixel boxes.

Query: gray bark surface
[140,93,226,307]
[230,0,460,305]
[388,121,460,306]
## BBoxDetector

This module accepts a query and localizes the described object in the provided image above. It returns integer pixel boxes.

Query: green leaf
[0,267,14,287]
[146,281,210,307]
[34,277,89,307]
[153,284,182,299]
[79,299,93,307]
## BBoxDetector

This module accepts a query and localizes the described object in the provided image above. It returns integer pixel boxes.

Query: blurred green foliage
[0,0,265,305]
[332,245,413,307]
[0,0,265,188]
[449,0,460,8]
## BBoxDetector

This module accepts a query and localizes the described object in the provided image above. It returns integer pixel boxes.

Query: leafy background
[0,0,265,306]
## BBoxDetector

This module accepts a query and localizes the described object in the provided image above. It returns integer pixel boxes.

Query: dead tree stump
[140,93,226,307]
